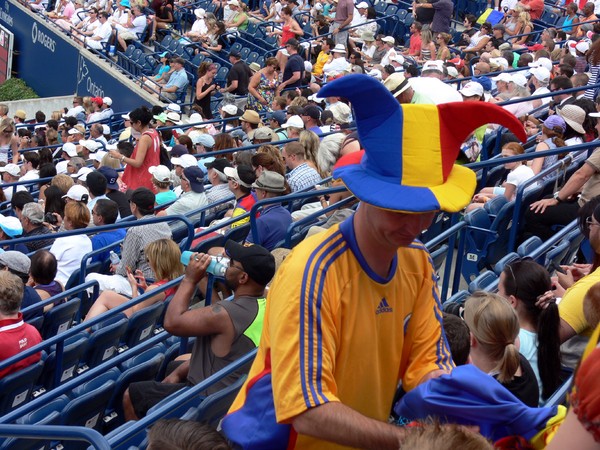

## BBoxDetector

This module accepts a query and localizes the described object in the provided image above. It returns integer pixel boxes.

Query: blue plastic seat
[468,270,498,293]
[104,352,165,432]
[493,252,520,276]
[192,374,247,427]
[40,297,81,340]
[120,302,165,350]
[544,240,571,274]
[0,361,44,415]
[39,336,88,389]
[82,318,129,370]
[3,397,68,450]
[517,236,543,257]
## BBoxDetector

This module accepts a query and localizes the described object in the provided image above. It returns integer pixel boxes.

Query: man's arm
[116,231,139,277]
[333,0,353,32]
[530,162,596,213]
[163,253,230,337]
[279,71,301,91]
[293,402,407,450]
[222,79,239,93]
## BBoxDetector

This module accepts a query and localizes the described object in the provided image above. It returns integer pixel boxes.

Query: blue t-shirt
[165,68,189,93]
[283,54,305,89]
[245,204,292,251]
[156,190,177,205]
[91,229,127,263]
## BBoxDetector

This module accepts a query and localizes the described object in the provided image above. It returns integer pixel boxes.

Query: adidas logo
[375,298,393,315]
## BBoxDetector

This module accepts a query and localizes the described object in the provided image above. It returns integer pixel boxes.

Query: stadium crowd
[4,0,600,447]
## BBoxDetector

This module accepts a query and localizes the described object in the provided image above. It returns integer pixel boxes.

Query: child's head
[399,420,493,450]
[501,142,525,170]
[442,313,470,366]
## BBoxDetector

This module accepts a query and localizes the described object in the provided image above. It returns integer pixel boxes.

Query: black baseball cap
[128,187,155,210]
[225,241,276,286]
[301,105,322,120]
[229,49,241,58]
[204,158,232,173]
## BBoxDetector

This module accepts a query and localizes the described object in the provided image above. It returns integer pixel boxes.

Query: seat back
[517,236,543,257]
[544,240,571,274]
[84,318,129,369]
[121,301,165,349]
[60,380,116,449]
[0,361,44,415]
[484,195,508,217]
[194,374,247,427]
[429,244,449,273]
[40,337,88,389]
[493,252,520,275]
[468,270,498,293]
[105,353,165,432]
[41,297,81,340]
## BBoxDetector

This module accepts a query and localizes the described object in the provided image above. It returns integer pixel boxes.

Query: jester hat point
[319,75,527,213]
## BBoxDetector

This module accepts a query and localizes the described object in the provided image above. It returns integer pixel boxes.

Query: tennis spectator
[0,271,42,379]
[90,199,126,263]
[281,142,320,193]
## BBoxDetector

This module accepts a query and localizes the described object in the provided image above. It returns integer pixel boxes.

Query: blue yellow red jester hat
[319,75,527,213]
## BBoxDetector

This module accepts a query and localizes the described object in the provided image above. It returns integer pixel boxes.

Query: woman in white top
[497,259,561,403]
[50,201,92,286]
[467,142,535,211]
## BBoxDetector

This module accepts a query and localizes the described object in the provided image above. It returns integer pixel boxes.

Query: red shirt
[520,0,543,20]
[0,313,42,379]
[122,129,161,191]
[409,33,422,56]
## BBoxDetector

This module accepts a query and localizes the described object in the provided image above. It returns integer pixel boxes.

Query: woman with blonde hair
[435,32,452,61]
[510,10,533,48]
[299,130,325,177]
[418,29,436,63]
[463,291,539,406]
[84,238,184,322]
[0,118,19,165]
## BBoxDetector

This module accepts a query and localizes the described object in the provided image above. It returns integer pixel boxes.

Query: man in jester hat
[221,74,527,449]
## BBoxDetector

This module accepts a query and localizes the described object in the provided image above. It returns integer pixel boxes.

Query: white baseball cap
[0,164,21,177]
[149,165,172,183]
[510,73,528,88]
[62,184,90,201]
[71,167,93,182]
[281,115,305,128]
[530,66,550,83]
[102,97,112,106]
[459,81,484,98]
[171,154,198,168]
[492,72,513,83]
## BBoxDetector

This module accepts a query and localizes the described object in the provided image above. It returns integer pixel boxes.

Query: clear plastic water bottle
[207,256,228,277]
[109,251,120,265]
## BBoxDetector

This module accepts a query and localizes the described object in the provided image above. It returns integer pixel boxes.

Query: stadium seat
[461,201,515,282]
[60,380,116,448]
[40,297,81,340]
[3,397,68,450]
[120,302,165,350]
[517,236,543,257]
[430,244,449,273]
[189,374,247,427]
[104,352,165,432]
[82,317,129,370]
[483,195,508,216]
[544,240,571,274]
[0,361,44,415]
[468,270,498,293]
[560,228,584,266]
[493,252,520,276]
[39,336,88,389]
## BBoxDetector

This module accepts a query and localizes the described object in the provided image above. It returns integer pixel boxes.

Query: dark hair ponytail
[538,301,561,399]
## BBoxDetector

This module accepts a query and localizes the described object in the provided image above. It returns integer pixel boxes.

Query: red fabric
[572,347,600,442]
[153,279,178,298]
[0,313,42,379]
[520,0,544,20]
[122,129,161,191]
[281,24,295,46]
